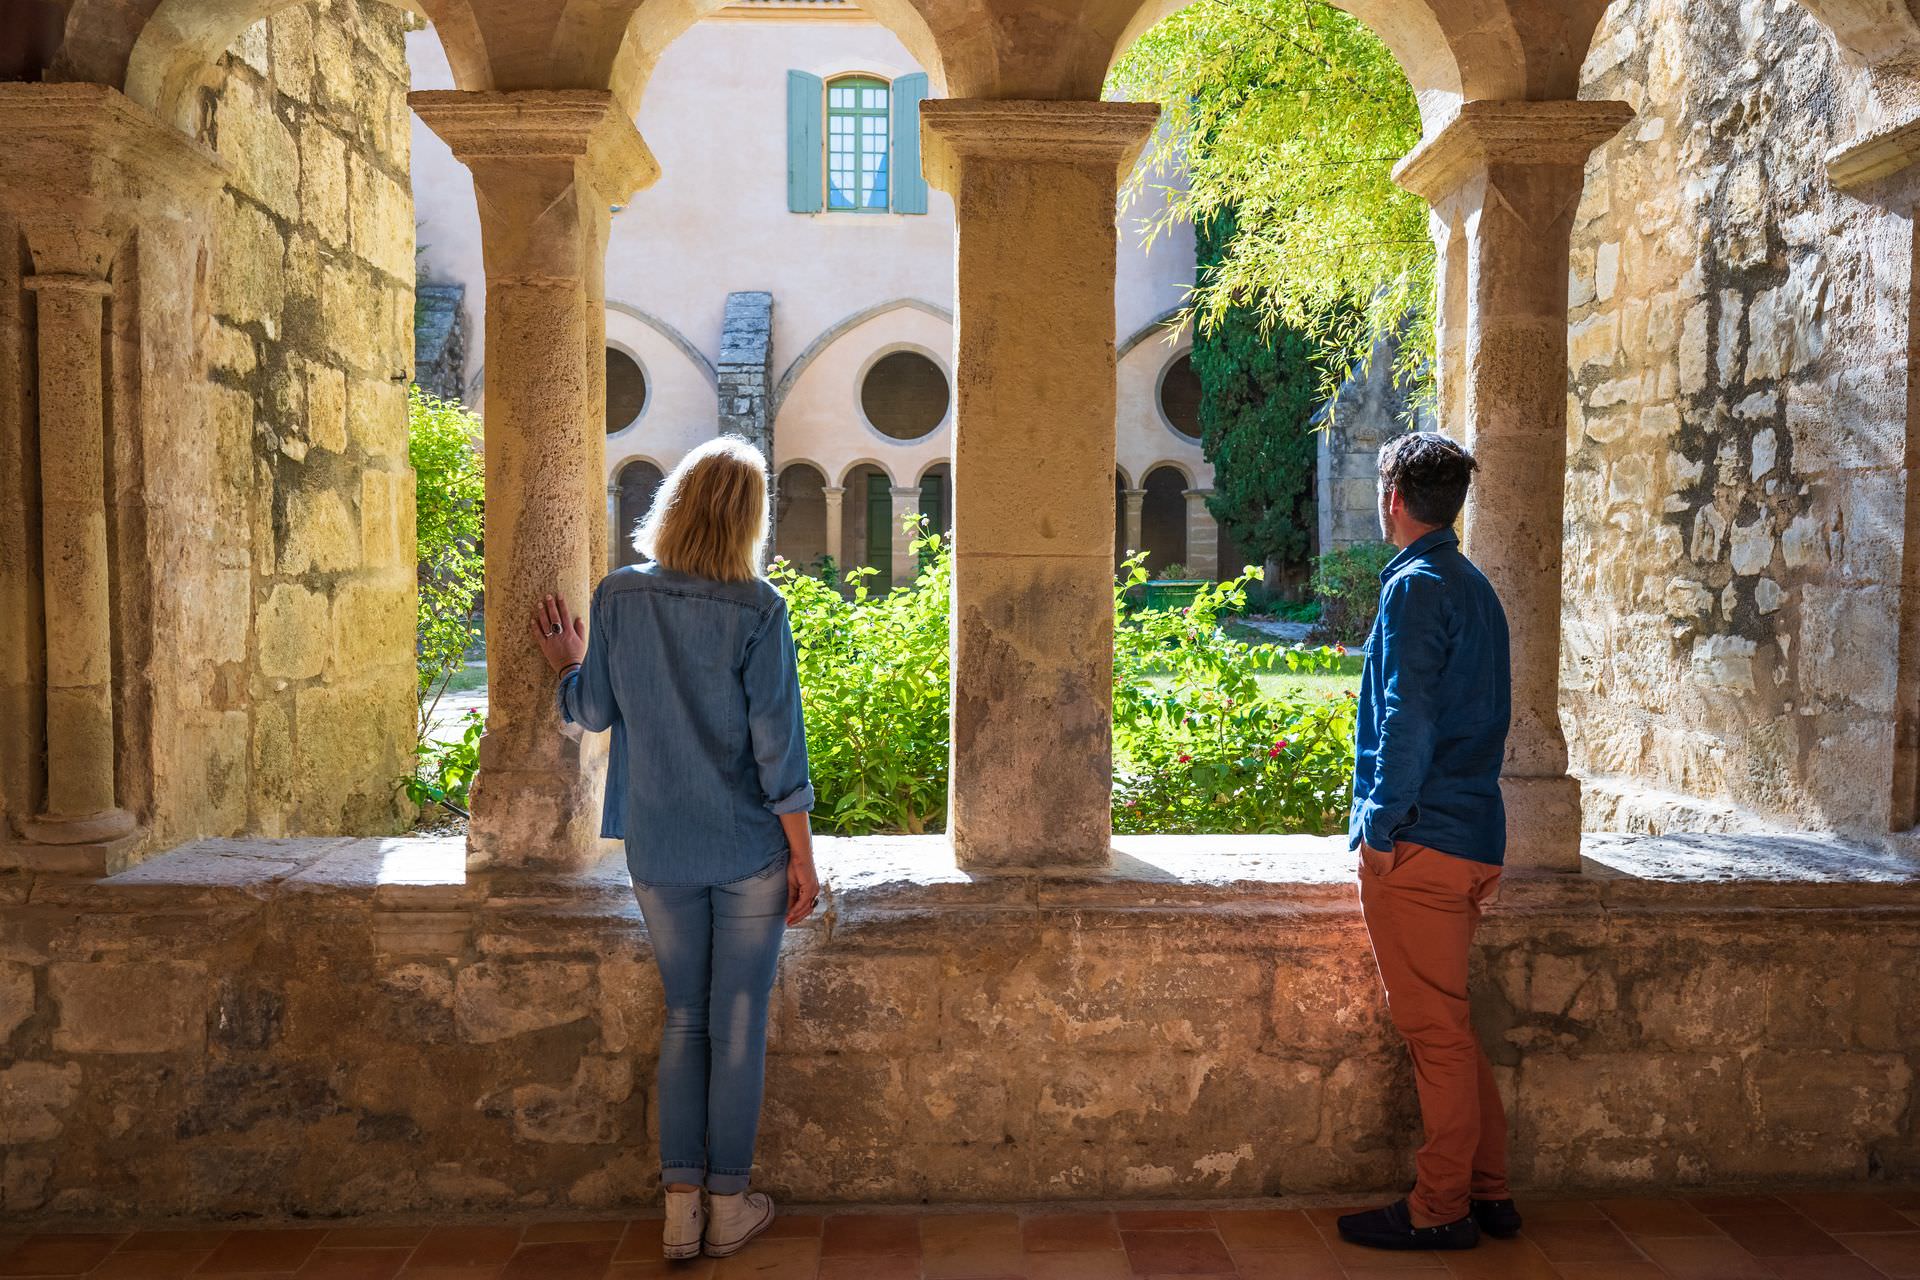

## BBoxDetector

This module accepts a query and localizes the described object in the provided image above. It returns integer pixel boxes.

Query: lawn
[1138,645,1365,701]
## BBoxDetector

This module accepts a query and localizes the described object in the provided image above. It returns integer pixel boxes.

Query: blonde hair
[634,436,770,582]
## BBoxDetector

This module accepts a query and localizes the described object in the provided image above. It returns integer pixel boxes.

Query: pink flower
[1178,753,1192,764]
[1335,643,1348,656]
[1268,744,1281,758]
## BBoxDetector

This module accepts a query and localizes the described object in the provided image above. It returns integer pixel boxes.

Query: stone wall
[1563,0,1910,834]
[2,836,1915,1218]
[1313,331,1428,555]
[199,0,417,838]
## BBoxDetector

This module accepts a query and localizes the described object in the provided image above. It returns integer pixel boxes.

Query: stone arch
[1140,462,1190,573]
[609,0,950,118]
[606,301,718,388]
[119,0,487,132]
[773,298,953,419]
[1790,0,1920,66]
[611,455,665,567]
[774,461,831,573]
[839,460,898,588]
[1117,307,1184,360]
[837,457,901,488]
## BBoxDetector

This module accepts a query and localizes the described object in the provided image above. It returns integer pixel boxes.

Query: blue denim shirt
[557,563,814,887]
[1348,527,1510,865]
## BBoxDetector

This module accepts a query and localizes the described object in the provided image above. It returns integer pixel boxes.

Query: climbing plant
[1109,0,1433,398]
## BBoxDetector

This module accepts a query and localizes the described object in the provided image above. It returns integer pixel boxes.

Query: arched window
[786,70,930,215]
[827,76,890,212]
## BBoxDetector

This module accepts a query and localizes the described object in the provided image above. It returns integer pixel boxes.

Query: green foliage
[409,387,485,745]
[402,710,482,814]
[774,530,1357,837]
[1192,209,1326,572]
[770,519,951,835]
[1113,555,1355,834]
[1312,540,1396,641]
[1109,0,1432,397]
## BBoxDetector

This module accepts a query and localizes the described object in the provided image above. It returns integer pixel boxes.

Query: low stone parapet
[1,832,1916,1218]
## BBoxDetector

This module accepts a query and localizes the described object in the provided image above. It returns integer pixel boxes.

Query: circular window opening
[1160,352,1202,442]
[861,351,950,440]
[606,349,647,433]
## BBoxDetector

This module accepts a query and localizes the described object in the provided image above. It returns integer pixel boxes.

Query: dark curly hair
[1377,432,1477,528]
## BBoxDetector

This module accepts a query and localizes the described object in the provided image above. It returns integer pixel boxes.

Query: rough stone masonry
[1,834,1916,1218]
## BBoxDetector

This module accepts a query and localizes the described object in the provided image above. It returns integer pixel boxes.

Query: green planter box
[1140,579,1208,611]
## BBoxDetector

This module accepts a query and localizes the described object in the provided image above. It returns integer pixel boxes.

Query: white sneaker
[663,1187,706,1259]
[704,1190,776,1257]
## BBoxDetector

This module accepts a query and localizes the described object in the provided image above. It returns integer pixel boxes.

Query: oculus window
[606,349,647,433]
[1160,352,1203,442]
[862,351,950,440]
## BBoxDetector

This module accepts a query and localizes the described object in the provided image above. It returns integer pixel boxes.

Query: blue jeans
[632,856,787,1194]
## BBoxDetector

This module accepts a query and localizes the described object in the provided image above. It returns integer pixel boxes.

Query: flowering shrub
[1112,556,1355,834]
[770,523,951,834]
[776,530,1356,836]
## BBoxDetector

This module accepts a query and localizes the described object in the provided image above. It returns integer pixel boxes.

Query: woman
[530,436,819,1260]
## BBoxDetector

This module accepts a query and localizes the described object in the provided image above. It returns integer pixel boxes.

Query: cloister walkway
[5,1192,1920,1278]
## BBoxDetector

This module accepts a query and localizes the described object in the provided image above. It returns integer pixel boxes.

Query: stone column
[1395,100,1630,872]
[1121,488,1146,560]
[413,90,658,872]
[823,485,845,577]
[923,99,1158,870]
[21,267,134,850]
[1183,489,1218,579]
[890,485,923,586]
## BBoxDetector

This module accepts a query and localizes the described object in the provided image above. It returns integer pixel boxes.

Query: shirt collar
[1380,526,1460,582]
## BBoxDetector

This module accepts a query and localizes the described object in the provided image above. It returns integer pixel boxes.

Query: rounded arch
[774,461,831,572]
[1140,462,1191,574]
[914,456,954,485]
[609,0,950,118]
[611,455,667,568]
[1118,307,1186,360]
[1791,0,1920,64]
[774,298,953,418]
[1141,459,1194,487]
[837,457,901,488]
[120,0,488,133]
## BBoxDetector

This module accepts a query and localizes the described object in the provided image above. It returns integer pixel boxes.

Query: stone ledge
[7,829,1919,921]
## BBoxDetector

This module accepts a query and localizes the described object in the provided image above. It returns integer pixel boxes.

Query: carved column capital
[1392,99,1633,206]
[0,83,223,277]
[920,99,1159,195]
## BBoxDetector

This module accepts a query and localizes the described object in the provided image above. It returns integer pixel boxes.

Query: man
[1336,432,1521,1253]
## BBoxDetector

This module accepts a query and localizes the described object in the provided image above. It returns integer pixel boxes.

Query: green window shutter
[787,70,825,213]
[890,72,929,214]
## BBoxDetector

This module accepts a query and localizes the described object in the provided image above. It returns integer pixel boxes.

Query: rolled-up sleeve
[557,586,618,732]
[742,599,814,814]
[1354,573,1446,851]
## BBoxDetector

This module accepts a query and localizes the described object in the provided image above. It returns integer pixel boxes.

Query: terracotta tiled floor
[3,1191,1918,1279]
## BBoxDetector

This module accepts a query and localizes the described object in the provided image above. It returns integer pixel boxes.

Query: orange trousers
[1358,840,1508,1226]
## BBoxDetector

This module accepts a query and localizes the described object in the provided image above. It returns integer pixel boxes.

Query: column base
[1,825,146,877]
[1501,774,1584,872]
[21,806,137,845]
[950,836,1113,875]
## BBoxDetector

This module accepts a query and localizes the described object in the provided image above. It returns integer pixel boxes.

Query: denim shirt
[1348,527,1511,865]
[557,562,814,887]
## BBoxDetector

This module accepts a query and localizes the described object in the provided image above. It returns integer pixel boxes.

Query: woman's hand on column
[529,595,588,673]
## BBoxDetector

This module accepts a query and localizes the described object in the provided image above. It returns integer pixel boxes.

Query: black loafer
[1471,1197,1523,1238]
[1337,1198,1480,1251]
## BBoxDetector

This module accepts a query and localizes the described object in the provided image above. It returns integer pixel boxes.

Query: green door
[866,473,891,589]
[917,471,945,569]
